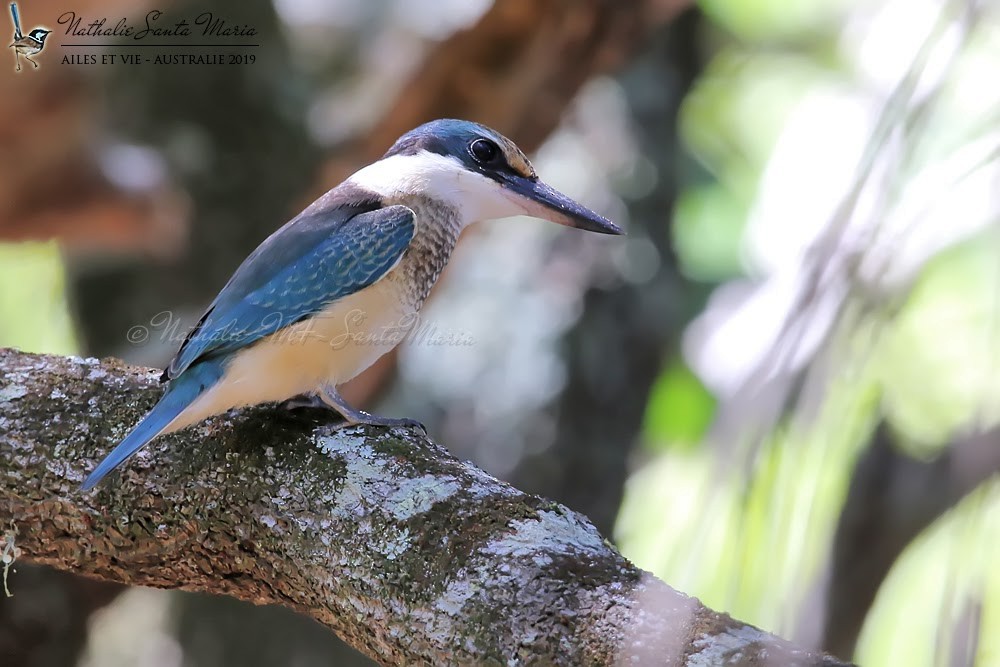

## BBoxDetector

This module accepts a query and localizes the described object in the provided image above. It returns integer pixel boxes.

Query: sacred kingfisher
[82,119,623,490]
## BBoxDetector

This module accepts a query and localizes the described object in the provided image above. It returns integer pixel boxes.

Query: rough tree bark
[0,349,849,667]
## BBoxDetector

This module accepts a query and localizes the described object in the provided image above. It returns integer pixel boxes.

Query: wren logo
[8,2,50,71]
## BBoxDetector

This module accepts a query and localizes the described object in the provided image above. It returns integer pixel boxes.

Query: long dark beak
[503,175,624,235]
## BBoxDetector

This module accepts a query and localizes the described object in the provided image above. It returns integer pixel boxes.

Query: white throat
[346,151,527,228]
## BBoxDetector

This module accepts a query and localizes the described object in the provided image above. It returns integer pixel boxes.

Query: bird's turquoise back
[166,203,416,380]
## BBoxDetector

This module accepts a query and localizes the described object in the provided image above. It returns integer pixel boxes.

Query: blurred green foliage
[878,238,1000,452]
[700,0,851,40]
[625,239,1000,665]
[859,479,1000,666]
[0,242,77,355]
[643,361,715,452]
[621,0,1000,664]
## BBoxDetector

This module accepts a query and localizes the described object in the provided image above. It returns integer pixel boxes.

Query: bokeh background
[2,0,999,665]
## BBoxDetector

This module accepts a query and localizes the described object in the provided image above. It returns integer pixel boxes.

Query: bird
[8,3,50,71]
[81,119,623,490]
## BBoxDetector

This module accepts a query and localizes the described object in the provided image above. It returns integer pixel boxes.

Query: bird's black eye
[469,138,501,165]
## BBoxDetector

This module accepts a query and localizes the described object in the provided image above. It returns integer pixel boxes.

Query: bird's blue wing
[165,203,416,380]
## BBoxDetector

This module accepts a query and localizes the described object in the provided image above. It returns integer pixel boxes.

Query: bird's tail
[81,361,223,490]
[9,3,22,40]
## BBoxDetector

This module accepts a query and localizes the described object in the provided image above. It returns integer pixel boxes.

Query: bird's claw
[390,418,427,435]
[331,416,427,435]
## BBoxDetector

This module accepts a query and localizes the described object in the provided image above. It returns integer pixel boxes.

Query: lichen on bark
[0,348,851,666]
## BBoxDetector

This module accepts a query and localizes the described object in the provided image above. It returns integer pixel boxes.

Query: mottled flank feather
[385,195,462,308]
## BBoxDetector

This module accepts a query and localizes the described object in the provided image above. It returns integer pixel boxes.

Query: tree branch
[0,349,848,666]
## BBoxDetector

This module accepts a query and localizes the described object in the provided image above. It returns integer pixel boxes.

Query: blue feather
[81,360,224,490]
[166,203,415,380]
[83,203,415,489]
[10,3,22,39]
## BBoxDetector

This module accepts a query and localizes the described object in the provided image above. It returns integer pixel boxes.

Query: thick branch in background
[820,423,1000,658]
[321,0,690,178]
[0,349,849,667]
[320,0,694,408]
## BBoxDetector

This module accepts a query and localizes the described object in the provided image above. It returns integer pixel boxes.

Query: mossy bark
[0,349,850,667]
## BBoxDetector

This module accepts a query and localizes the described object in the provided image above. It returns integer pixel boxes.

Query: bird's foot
[317,383,426,434]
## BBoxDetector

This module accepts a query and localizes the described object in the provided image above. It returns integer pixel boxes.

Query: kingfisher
[82,119,622,490]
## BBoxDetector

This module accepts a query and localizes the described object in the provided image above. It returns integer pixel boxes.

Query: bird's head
[350,119,623,235]
[28,28,51,42]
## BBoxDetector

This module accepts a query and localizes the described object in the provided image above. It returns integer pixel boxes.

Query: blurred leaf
[876,233,1000,454]
[678,51,841,279]
[0,243,77,355]
[857,480,1000,667]
[643,360,716,450]
[698,0,850,41]
[681,51,834,185]
[620,358,879,636]
[673,183,746,281]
